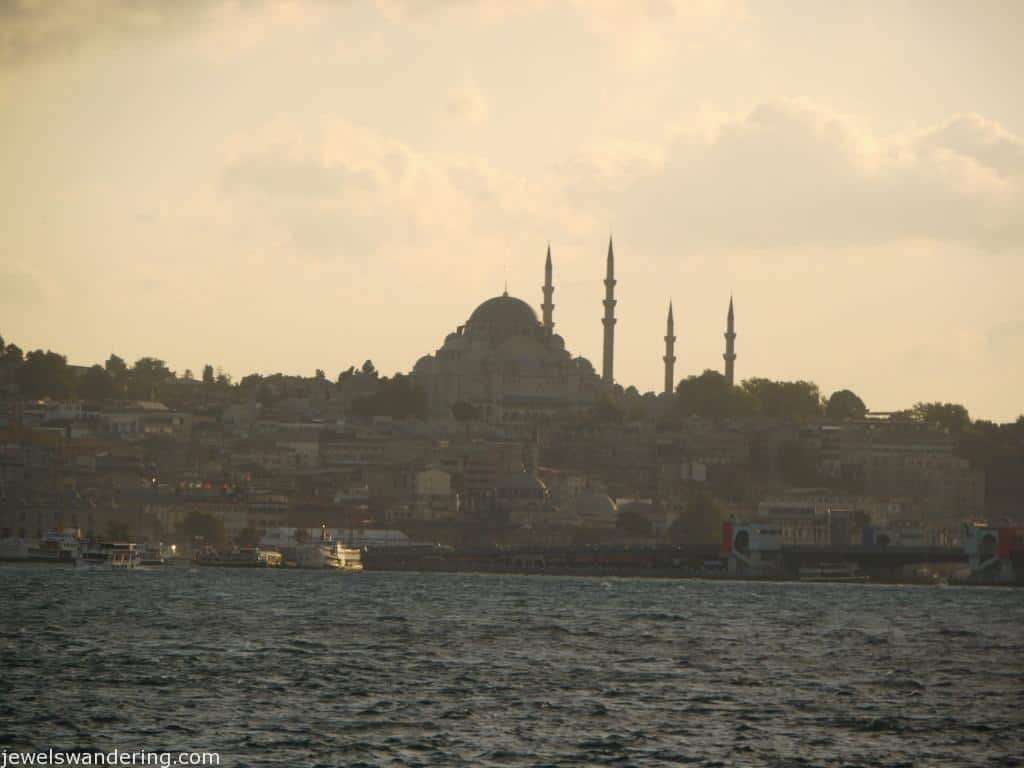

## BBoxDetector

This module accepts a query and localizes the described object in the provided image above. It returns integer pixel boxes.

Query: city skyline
[2,1,1023,421]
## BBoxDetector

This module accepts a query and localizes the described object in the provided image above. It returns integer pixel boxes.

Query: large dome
[468,294,540,329]
[465,294,543,347]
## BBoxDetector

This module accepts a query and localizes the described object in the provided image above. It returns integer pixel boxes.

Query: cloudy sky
[1,0,1022,421]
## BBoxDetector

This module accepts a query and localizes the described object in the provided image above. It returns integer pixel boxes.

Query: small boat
[75,542,141,569]
[27,529,82,563]
[195,547,283,568]
[799,562,869,583]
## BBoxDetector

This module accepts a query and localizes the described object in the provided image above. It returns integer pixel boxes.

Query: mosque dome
[467,294,540,333]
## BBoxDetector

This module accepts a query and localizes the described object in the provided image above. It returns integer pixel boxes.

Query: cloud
[445,82,488,125]
[569,99,1024,251]
[0,266,43,305]
[0,0,320,69]
[215,116,592,264]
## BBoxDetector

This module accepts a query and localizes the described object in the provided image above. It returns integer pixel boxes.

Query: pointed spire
[664,299,676,396]
[503,280,509,297]
[724,293,736,387]
[542,243,555,332]
[602,235,617,385]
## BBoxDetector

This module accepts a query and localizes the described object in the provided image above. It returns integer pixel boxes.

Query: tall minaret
[724,295,736,387]
[602,236,616,385]
[663,301,676,396]
[541,243,554,332]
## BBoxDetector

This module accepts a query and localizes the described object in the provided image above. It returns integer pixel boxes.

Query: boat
[75,542,141,569]
[27,529,82,563]
[292,538,363,571]
[195,547,283,568]
[138,542,173,566]
[0,537,33,561]
[799,562,869,583]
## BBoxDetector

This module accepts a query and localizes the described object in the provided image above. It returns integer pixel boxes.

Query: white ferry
[75,542,141,569]
[27,529,82,563]
[138,542,173,566]
[294,539,363,571]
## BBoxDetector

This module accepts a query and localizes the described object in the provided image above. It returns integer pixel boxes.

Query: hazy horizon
[2,1,1022,422]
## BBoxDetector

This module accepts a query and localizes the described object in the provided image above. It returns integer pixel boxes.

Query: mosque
[411,238,737,423]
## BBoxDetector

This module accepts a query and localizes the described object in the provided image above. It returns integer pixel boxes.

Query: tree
[676,370,755,421]
[668,491,724,546]
[202,364,215,386]
[591,396,625,425]
[105,354,128,395]
[235,528,263,547]
[742,378,823,421]
[315,368,326,380]
[178,510,227,549]
[129,357,173,400]
[826,389,867,420]
[78,364,114,402]
[616,508,653,538]
[912,402,971,434]
[16,350,73,399]
[452,401,480,423]
[183,369,194,381]
[361,360,377,377]
[2,343,23,365]
[351,374,428,419]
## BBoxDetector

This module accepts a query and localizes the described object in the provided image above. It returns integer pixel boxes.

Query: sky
[1,0,1022,422]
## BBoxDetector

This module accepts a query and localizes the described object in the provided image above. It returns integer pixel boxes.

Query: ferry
[27,529,82,563]
[75,542,141,569]
[798,562,869,583]
[138,542,173,566]
[0,537,33,561]
[293,539,363,571]
[195,547,283,568]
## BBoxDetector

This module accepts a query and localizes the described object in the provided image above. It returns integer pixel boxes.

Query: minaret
[541,243,554,332]
[602,236,616,385]
[724,295,736,387]
[663,301,676,396]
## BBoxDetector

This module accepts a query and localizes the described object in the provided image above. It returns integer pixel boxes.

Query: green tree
[351,374,427,419]
[668,491,724,546]
[129,357,174,400]
[178,510,227,548]
[742,378,823,421]
[2,342,23,365]
[16,350,73,399]
[826,389,867,420]
[591,396,625,425]
[79,364,114,402]
[912,402,971,434]
[676,370,755,421]
[235,527,264,547]
[452,401,480,423]
[616,508,654,538]
[105,354,128,395]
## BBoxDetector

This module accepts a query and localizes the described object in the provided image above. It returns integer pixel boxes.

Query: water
[1,566,1022,767]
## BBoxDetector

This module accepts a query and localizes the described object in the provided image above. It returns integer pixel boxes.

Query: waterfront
[1,566,1022,766]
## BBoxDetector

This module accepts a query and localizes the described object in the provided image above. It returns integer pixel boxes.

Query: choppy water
[0,566,1022,767]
